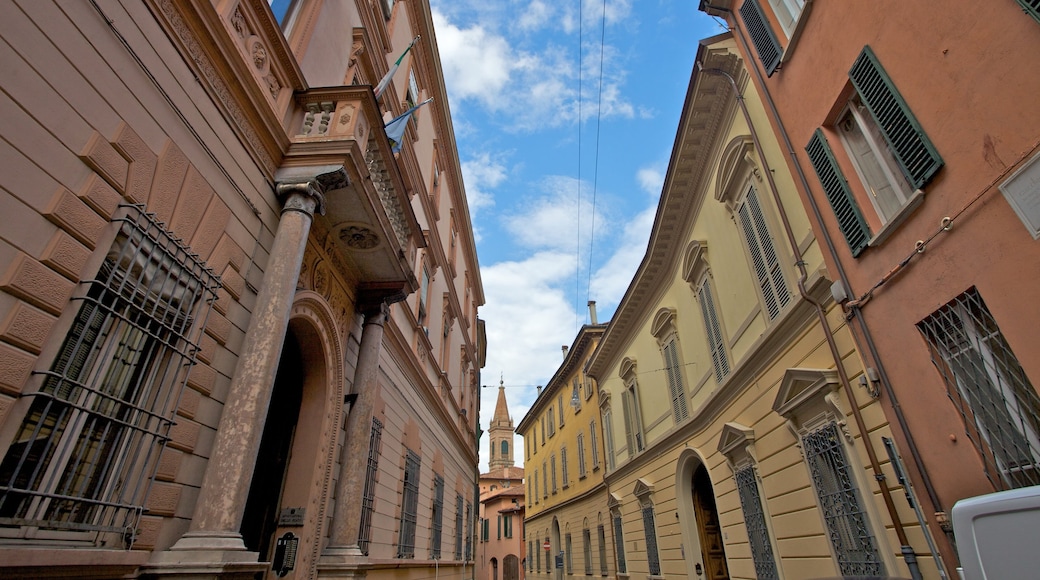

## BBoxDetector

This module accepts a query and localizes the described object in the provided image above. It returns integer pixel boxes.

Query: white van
[951,485,1040,579]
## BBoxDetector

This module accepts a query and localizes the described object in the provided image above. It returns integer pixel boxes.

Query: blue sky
[428,1,723,471]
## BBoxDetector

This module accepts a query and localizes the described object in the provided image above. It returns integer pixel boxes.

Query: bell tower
[488,378,515,470]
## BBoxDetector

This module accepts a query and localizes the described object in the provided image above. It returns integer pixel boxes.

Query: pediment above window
[718,422,756,468]
[715,135,758,208]
[650,307,678,341]
[682,240,710,286]
[619,357,638,382]
[773,368,849,438]
[607,492,623,510]
[633,478,654,500]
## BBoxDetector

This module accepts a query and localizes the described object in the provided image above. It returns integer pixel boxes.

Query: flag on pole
[374,35,420,100]
[384,98,433,153]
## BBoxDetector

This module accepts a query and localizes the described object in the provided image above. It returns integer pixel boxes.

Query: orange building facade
[701,0,1040,572]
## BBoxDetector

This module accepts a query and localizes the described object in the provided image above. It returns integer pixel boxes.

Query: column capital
[274,164,350,216]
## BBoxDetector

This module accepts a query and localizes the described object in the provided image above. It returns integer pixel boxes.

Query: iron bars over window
[0,205,218,541]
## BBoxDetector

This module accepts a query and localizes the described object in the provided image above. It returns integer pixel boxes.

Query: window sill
[867,188,925,249]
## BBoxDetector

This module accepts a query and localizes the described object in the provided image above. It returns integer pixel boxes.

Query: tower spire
[488,378,515,470]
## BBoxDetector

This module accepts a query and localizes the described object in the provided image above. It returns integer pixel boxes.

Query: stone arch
[282,290,345,578]
[676,447,710,579]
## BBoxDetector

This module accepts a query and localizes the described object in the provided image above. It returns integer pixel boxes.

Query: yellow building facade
[518,310,616,580]
[585,34,942,580]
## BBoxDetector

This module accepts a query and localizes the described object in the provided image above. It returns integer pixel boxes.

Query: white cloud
[432,9,636,132]
[502,176,604,253]
[460,152,506,216]
[519,0,552,31]
[589,203,657,315]
[637,166,665,196]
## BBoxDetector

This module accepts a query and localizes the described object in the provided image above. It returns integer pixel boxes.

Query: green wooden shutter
[740,0,783,76]
[1016,0,1040,24]
[849,46,943,189]
[806,129,872,257]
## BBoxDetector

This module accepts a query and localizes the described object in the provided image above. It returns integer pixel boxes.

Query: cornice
[587,46,743,380]
[522,481,609,524]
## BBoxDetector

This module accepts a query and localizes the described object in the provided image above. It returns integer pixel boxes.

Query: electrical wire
[585,0,607,321]
[575,0,585,333]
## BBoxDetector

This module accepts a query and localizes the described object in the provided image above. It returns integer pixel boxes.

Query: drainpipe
[693,56,925,580]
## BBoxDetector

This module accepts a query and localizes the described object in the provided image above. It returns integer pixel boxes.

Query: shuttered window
[663,340,689,422]
[699,280,730,383]
[849,47,943,189]
[740,0,782,76]
[806,129,872,256]
[1015,0,1040,26]
[738,186,791,319]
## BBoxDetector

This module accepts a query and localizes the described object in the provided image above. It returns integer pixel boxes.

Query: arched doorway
[504,554,520,580]
[551,518,562,580]
[693,465,729,580]
[491,557,499,580]
[240,330,305,561]
[237,303,338,578]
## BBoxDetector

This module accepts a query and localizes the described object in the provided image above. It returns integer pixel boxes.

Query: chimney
[562,345,569,358]
[588,300,598,324]
[536,385,542,395]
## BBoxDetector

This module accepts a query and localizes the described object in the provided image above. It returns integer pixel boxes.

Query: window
[737,186,790,321]
[397,449,421,558]
[740,0,782,76]
[698,278,731,383]
[837,97,915,223]
[590,420,600,470]
[735,466,779,579]
[407,69,419,108]
[640,502,661,576]
[503,513,513,538]
[417,263,430,328]
[598,524,608,575]
[662,339,689,422]
[621,382,644,454]
[918,288,1040,489]
[561,447,569,487]
[501,440,509,457]
[431,475,444,558]
[465,501,472,560]
[602,409,616,470]
[1016,0,1040,24]
[565,532,573,574]
[380,0,394,20]
[548,407,556,437]
[804,423,884,576]
[611,508,627,574]
[495,515,500,540]
[583,525,593,575]
[577,433,588,478]
[541,417,546,443]
[533,469,539,502]
[558,394,566,426]
[359,419,384,554]
[536,538,542,572]
[543,463,548,498]
[550,455,558,494]
[455,494,464,559]
[572,378,582,412]
[0,207,217,537]
[768,0,806,36]
[807,46,943,252]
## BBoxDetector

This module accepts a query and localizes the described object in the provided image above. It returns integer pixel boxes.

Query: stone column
[323,301,388,558]
[162,166,345,561]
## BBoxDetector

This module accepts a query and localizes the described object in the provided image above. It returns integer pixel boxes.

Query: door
[693,465,730,580]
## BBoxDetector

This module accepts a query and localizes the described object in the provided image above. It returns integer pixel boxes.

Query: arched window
[501,440,509,456]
